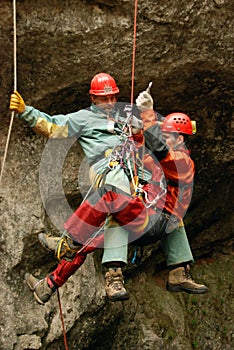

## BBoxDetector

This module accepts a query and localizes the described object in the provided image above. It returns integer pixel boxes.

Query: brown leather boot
[38,233,61,252]
[38,232,81,262]
[105,268,129,301]
[25,273,55,305]
[167,265,208,294]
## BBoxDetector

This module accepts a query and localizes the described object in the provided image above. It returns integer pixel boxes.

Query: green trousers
[98,164,194,267]
[102,222,194,267]
[101,165,130,265]
[161,224,194,266]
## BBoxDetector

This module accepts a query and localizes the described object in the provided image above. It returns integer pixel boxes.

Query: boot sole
[166,283,208,294]
[107,293,129,302]
[24,273,45,305]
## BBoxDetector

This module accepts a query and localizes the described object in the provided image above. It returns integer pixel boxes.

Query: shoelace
[110,277,124,291]
[184,270,194,282]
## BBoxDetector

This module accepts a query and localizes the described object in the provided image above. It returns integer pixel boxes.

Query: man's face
[91,94,118,113]
[162,132,184,149]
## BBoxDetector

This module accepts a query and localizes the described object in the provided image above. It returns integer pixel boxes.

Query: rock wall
[0,1,233,349]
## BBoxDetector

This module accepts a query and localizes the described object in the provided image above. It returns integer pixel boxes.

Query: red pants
[47,184,149,288]
[47,237,102,288]
[64,184,149,245]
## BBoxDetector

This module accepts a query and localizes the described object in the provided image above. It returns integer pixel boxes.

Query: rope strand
[130,0,138,105]
[13,0,17,91]
[57,290,69,350]
[0,0,17,185]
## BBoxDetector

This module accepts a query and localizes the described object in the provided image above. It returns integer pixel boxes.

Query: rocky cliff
[0,1,233,349]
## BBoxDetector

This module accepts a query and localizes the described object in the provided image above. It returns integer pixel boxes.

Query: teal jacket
[18,103,151,180]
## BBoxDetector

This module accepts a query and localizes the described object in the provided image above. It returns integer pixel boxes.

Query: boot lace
[109,276,124,291]
[184,267,194,282]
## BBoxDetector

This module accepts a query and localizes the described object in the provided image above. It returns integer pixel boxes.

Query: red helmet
[89,73,119,96]
[161,113,193,135]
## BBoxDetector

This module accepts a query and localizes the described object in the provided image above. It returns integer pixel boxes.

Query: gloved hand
[9,91,26,114]
[136,91,153,112]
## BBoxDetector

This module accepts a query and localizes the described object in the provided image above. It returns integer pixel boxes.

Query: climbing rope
[57,290,69,350]
[131,0,138,105]
[0,0,17,185]
[108,12,142,195]
[129,0,140,193]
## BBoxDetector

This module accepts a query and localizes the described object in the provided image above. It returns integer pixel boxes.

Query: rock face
[0,1,233,349]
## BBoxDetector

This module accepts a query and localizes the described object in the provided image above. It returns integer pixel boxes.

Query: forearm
[144,124,168,161]
[18,106,40,127]
[19,106,69,138]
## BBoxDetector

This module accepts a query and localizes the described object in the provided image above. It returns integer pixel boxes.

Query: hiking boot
[38,232,81,262]
[25,273,54,305]
[38,233,61,253]
[105,268,129,301]
[166,265,208,294]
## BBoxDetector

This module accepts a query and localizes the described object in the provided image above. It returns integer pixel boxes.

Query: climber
[9,73,159,302]
[22,107,207,304]
[135,93,208,294]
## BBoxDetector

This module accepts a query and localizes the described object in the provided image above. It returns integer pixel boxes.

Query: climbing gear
[105,268,129,301]
[55,232,81,262]
[143,175,167,209]
[39,231,82,262]
[161,113,194,135]
[0,0,17,185]
[120,0,140,175]
[106,104,145,198]
[89,73,119,96]
[25,273,55,305]
[57,289,69,350]
[136,90,153,112]
[166,265,208,294]
[56,233,80,262]
[9,91,26,114]
[38,232,62,253]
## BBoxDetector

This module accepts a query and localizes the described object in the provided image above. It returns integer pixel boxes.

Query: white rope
[0,0,17,185]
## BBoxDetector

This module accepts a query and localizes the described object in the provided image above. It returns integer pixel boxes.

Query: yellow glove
[9,90,26,114]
